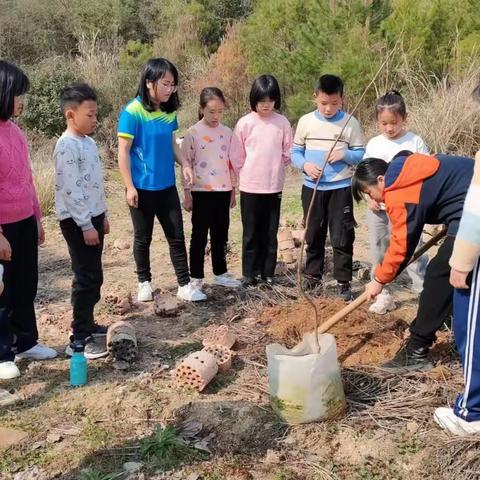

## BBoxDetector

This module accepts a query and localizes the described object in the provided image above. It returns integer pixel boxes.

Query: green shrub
[22,69,76,138]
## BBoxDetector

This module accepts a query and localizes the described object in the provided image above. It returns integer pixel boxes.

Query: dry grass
[30,135,56,216]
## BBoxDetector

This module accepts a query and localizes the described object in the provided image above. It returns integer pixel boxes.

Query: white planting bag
[266,333,346,424]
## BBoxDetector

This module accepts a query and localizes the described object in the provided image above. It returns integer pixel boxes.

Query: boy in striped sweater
[292,75,365,301]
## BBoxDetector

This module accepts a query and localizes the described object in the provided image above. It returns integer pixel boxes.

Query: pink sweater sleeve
[282,119,293,165]
[180,131,195,169]
[25,139,42,220]
[229,120,246,176]
[225,136,238,188]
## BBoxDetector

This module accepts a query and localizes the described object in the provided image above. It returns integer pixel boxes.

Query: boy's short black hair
[137,58,180,113]
[60,83,97,111]
[249,74,281,111]
[0,60,30,121]
[315,74,344,96]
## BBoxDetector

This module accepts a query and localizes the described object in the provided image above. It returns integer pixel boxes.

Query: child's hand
[304,162,323,180]
[126,186,138,208]
[327,150,345,163]
[103,217,110,235]
[368,199,381,211]
[37,219,45,246]
[450,268,469,289]
[83,228,100,246]
[182,190,192,212]
[230,189,236,209]
[183,166,194,187]
[0,233,12,261]
[365,279,383,300]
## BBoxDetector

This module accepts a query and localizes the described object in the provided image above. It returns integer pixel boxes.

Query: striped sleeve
[291,115,307,170]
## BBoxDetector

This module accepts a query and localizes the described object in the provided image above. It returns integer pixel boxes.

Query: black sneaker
[262,276,274,286]
[68,324,108,343]
[65,336,108,360]
[242,276,257,287]
[84,337,108,359]
[337,282,353,302]
[381,342,433,373]
[91,324,108,337]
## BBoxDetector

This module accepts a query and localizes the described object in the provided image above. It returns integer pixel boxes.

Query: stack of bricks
[278,229,297,266]
[174,325,236,392]
[277,229,305,267]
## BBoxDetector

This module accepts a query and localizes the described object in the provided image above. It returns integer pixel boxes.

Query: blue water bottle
[70,341,88,387]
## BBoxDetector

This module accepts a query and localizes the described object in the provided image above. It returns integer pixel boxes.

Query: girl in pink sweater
[182,87,241,296]
[230,75,292,286]
[0,61,57,380]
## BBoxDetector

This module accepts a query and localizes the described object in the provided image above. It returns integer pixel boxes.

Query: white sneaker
[434,407,480,435]
[137,281,154,302]
[177,283,207,302]
[369,292,396,315]
[190,278,203,290]
[16,344,58,360]
[0,361,20,379]
[213,272,241,288]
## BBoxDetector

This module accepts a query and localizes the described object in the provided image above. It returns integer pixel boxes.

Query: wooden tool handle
[318,291,369,333]
[318,226,447,334]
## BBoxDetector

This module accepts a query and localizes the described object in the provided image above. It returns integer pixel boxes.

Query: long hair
[136,58,180,113]
[0,61,30,121]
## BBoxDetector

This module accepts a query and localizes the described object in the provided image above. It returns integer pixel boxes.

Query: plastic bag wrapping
[266,333,346,424]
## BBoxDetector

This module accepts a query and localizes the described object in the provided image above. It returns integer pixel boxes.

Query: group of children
[1,56,480,435]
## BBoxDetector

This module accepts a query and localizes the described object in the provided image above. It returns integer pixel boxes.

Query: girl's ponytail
[375,89,407,118]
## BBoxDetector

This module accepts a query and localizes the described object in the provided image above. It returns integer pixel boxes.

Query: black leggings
[240,191,282,278]
[129,187,190,286]
[190,191,231,279]
[0,216,39,362]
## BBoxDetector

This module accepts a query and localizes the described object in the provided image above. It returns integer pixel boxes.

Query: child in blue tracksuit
[434,148,480,435]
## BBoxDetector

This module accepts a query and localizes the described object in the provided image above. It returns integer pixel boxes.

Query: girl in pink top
[0,61,57,380]
[230,75,292,286]
[182,87,241,296]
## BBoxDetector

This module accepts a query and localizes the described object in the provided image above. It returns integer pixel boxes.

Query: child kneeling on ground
[54,84,109,359]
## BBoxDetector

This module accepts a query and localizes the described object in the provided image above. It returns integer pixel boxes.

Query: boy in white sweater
[54,84,109,359]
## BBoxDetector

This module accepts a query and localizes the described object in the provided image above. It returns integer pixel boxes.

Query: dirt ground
[1,171,477,480]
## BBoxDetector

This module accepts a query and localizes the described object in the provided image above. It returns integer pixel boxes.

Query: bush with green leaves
[22,69,76,138]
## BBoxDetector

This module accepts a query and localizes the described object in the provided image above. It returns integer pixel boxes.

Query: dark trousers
[301,185,356,282]
[60,214,104,341]
[190,191,231,279]
[240,191,281,279]
[130,186,190,286]
[0,216,39,362]
[409,235,454,349]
